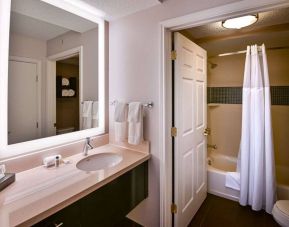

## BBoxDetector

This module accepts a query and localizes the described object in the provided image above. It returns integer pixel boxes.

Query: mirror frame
[0,0,106,159]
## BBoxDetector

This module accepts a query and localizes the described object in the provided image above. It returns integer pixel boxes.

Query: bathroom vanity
[0,143,150,226]
[33,161,148,227]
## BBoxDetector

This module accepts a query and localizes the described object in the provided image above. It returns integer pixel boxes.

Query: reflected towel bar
[110,100,153,109]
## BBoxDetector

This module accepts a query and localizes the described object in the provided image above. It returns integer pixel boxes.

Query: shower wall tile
[207,87,242,104]
[271,86,289,105]
[207,86,289,105]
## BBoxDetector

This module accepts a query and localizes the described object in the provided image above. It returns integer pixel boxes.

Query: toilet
[272,200,289,227]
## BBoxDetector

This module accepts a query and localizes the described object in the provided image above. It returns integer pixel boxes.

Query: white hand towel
[82,101,93,129]
[92,101,99,128]
[62,77,69,86]
[225,172,240,191]
[114,102,128,142]
[128,102,143,145]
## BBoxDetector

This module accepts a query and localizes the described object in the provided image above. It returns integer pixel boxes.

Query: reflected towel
[92,101,99,128]
[62,77,69,86]
[62,89,69,97]
[82,101,93,129]
[67,89,75,97]
[225,172,240,191]
[114,102,128,142]
[128,102,143,145]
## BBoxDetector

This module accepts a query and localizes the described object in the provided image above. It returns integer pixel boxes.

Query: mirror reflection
[8,0,99,144]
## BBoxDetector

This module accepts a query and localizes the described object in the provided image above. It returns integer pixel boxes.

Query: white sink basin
[76,153,123,171]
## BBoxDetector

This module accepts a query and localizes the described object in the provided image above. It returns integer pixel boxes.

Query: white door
[174,32,207,227]
[8,60,39,144]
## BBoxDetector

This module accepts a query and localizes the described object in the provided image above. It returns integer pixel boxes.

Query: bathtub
[207,152,289,201]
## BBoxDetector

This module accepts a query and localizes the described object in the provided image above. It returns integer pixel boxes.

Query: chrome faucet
[83,137,93,156]
[207,144,217,150]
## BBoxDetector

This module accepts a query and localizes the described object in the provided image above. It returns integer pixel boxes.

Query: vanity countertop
[0,143,150,227]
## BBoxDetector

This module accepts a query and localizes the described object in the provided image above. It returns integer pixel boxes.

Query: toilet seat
[272,200,289,227]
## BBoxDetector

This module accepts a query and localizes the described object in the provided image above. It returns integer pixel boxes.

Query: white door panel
[174,32,207,227]
[8,60,39,144]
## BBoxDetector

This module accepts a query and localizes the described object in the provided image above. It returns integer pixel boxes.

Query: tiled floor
[189,194,279,227]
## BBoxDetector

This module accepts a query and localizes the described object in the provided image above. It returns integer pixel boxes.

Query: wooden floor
[189,194,279,227]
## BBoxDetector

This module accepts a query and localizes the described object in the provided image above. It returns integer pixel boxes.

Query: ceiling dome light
[222,15,258,29]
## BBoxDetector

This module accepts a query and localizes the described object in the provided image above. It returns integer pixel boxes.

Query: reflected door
[8,59,39,144]
[173,32,207,227]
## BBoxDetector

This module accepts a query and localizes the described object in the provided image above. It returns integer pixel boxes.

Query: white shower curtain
[237,44,276,213]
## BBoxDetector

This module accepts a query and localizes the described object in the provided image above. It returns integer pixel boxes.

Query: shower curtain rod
[214,46,289,57]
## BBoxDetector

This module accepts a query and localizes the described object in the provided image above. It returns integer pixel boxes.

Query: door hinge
[171,50,177,60]
[203,127,211,136]
[171,127,177,137]
[36,122,39,128]
[36,75,39,82]
[171,203,177,214]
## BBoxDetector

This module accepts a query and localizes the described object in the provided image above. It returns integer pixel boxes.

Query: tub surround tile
[271,86,289,105]
[207,86,289,105]
[0,142,150,227]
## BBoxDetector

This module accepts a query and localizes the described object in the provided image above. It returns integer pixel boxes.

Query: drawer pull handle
[54,223,63,227]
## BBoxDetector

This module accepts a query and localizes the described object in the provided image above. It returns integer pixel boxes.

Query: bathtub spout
[207,144,217,150]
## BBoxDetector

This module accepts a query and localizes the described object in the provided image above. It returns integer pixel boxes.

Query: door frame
[46,46,83,136]
[159,1,289,226]
[9,56,42,138]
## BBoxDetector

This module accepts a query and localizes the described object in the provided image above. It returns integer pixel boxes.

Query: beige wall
[47,28,98,102]
[56,62,79,131]
[207,49,289,167]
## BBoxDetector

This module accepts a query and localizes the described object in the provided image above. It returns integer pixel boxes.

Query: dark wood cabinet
[33,161,148,227]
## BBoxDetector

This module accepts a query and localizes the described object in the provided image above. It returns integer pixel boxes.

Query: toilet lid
[273,200,289,226]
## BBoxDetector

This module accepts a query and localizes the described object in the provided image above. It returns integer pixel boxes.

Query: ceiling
[10,12,70,41]
[11,0,98,41]
[80,0,162,20]
[182,7,289,56]
[10,0,162,40]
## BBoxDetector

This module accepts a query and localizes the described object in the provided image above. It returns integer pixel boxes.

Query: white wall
[47,28,99,101]
[9,33,47,136]
[108,0,241,226]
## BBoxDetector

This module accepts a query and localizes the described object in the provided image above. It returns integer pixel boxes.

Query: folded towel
[128,102,143,145]
[62,89,69,97]
[62,77,69,86]
[92,101,99,128]
[114,102,128,142]
[225,172,240,191]
[82,101,93,129]
[67,89,75,97]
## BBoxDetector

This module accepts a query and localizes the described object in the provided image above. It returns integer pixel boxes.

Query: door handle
[203,128,211,136]
[54,222,63,227]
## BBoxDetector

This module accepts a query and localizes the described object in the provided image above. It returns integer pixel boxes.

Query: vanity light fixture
[222,14,258,29]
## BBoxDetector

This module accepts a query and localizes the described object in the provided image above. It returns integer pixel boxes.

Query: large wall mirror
[0,0,105,156]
